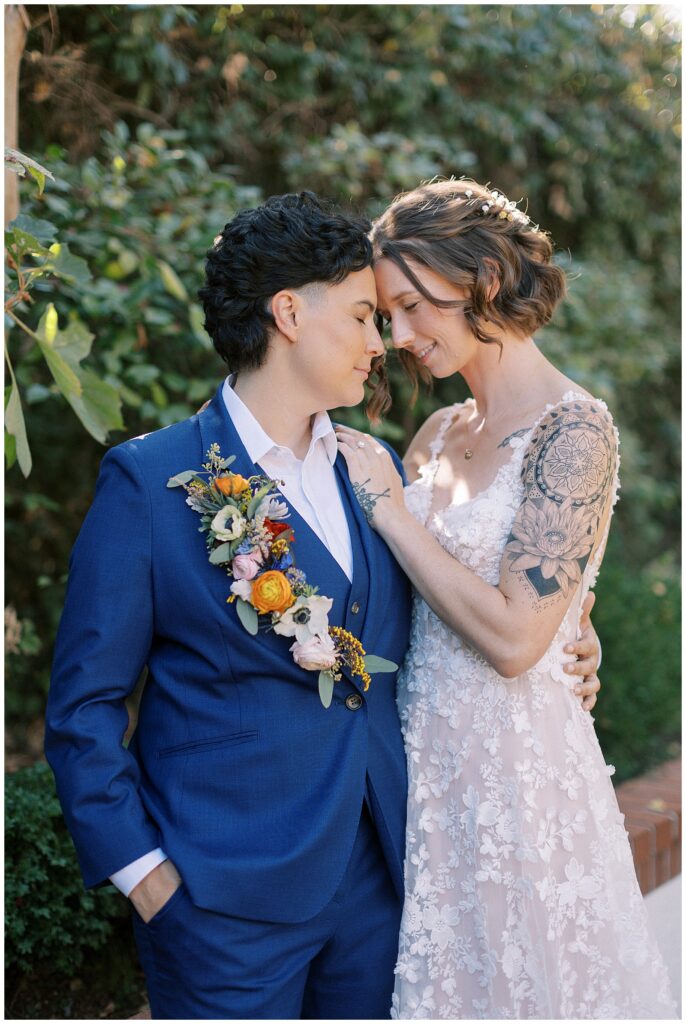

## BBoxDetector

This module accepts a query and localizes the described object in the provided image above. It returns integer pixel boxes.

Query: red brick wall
[614,757,682,895]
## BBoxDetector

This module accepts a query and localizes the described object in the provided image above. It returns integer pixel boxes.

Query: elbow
[487,640,544,680]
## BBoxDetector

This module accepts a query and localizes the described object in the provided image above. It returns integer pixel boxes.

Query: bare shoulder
[521,395,618,506]
[403,404,463,484]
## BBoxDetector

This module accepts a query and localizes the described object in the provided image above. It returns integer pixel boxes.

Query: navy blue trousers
[131,804,402,1019]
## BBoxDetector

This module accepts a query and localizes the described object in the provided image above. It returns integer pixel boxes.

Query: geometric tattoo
[504,402,618,602]
[498,426,532,449]
[352,478,391,525]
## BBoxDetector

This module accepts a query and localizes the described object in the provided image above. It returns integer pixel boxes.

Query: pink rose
[232,550,263,581]
[290,633,338,672]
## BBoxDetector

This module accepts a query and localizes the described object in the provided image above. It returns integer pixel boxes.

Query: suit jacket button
[345,694,363,711]
[351,601,360,614]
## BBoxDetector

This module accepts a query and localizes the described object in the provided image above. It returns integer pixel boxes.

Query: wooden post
[5,5,29,225]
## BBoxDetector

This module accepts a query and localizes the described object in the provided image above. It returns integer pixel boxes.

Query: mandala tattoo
[352,478,391,524]
[498,426,532,449]
[505,402,617,603]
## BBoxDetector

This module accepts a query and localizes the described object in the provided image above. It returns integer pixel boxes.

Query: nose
[366,321,385,357]
[390,314,415,350]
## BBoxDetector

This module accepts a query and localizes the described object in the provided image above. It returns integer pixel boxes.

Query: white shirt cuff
[109,848,168,897]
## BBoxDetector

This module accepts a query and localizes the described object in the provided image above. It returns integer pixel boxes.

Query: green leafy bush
[5,763,145,1019]
[590,536,681,784]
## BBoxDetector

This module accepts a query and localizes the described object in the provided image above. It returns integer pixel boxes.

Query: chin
[333,384,365,409]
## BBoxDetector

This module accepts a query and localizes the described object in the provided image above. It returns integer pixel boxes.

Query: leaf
[158,259,188,302]
[34,307,123,442]
[45,243,92,286]
[27,166,46,195]
[63,369,123,443]
[35,307,83,397]
[247,481,273,517]
[318,671,334,709]
[5,227,50,259]
[5,429,16,469]
[10,214,58,244]
[363,655,398,674]
[4,148,55,182]
[236,599,258,635]
[209,542,233,564]
[166,469,198,487]
[189,303,213,349]
[5,379,32,477]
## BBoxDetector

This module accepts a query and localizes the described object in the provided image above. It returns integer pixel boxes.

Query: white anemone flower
[273,594,333,643]
[211,506,246,542]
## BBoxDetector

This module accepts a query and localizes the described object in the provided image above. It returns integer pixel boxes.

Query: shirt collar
[222,376,338,466]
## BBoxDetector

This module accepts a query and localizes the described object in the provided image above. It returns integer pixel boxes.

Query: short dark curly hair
[198,191,373,373]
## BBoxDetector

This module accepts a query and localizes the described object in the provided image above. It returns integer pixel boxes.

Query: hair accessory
[470,188,532,228]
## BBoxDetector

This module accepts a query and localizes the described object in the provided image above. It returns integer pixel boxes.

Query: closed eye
[404,301,419,313]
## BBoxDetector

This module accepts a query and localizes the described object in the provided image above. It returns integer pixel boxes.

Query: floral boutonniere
[168,443,397,707]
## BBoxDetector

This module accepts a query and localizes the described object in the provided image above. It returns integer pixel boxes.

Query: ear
[482,257,501,302]
[270,289,303,343]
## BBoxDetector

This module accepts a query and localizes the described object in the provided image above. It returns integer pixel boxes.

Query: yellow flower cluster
[329,626,371,691]
[270,538,289,559]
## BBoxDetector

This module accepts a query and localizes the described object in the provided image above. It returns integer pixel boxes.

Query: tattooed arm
[338,401,617,678]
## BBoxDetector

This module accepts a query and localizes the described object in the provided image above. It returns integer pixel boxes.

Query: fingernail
[564,645,574,653]
[564,663,573,673]
[574,686,582,694]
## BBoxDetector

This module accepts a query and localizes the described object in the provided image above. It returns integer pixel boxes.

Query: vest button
[351,601,360,614]
[345,694,363,711]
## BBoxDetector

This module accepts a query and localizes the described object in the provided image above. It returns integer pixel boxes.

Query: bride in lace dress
[336,180,676,1019]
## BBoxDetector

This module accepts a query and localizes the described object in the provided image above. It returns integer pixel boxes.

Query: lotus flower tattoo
[507,497,596,596]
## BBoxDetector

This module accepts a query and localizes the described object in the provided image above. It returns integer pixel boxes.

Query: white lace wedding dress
[392,394,676,1020]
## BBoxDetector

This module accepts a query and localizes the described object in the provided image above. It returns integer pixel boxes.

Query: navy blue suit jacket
[45,386,413,923]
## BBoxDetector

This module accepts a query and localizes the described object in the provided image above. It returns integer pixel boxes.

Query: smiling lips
[415,342,437,362]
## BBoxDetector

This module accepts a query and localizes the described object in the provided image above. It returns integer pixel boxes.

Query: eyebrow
[353,299,376,312]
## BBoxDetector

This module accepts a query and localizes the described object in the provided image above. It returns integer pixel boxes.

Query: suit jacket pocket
[158,730,258,758]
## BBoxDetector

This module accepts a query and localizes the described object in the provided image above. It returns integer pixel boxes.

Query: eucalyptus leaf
[247,481,273,518]
[166,469,197,487]
[318,671,334,709]
[236,599,258,636]
[363,655,399,674]
[209,542,233,565]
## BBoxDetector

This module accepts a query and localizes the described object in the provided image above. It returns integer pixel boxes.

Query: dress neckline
[422,390,593,525]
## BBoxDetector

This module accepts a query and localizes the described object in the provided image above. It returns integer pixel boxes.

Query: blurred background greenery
[4,4,680,1017]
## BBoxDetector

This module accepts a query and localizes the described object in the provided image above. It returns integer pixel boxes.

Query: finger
[572,673,600,697]
[582,693,597,713]
[579,591,596,627]
[564,656,597,677]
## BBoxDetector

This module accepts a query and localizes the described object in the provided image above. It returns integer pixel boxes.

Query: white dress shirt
[110,377,353,896]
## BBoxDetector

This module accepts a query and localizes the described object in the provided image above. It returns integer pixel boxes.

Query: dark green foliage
[590,535,681,784]
[4,763,146,1018]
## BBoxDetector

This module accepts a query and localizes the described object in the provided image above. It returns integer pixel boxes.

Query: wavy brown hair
[366,178,567,413]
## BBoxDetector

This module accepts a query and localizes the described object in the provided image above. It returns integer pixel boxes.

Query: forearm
[380,509,526,675]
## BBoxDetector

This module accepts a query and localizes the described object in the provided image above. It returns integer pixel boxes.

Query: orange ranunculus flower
[215,473,250,497]
[251,571,295,615]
